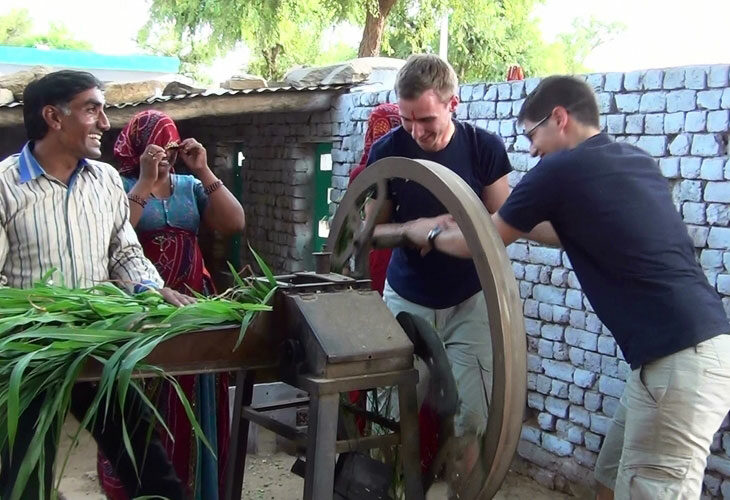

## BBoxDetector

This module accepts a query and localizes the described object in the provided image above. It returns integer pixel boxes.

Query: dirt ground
[57,418,574,500]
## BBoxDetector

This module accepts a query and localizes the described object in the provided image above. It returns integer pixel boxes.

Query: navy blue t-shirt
[367,120,512,308]
[499,133,728,368]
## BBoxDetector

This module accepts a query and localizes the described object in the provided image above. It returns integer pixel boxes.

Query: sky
[4,0,729,82]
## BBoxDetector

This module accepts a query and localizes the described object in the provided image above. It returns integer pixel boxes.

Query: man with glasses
[405,75,730,499]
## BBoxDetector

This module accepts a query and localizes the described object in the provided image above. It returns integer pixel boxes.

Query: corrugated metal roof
[0,83,355,109]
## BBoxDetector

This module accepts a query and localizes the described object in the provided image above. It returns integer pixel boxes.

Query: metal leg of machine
[225,370,255,500]
[397,381,424,500]
[303,392,340,500]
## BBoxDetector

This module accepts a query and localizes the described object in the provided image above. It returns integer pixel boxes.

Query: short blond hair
[395,54,458,101]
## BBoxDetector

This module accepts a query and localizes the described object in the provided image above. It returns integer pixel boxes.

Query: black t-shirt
[499,133,728,367]
[367,120,512,308]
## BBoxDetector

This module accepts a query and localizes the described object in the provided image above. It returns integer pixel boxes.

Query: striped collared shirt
[0,142,163,292]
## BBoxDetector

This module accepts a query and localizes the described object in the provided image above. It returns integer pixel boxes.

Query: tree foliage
[382,0,546,82]
[0,9,92,51]
[141,0,362,81]
[140,0,625,83]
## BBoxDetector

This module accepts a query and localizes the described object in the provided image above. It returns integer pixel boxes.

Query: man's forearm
[525,221,561,247]
[372,223,408,248]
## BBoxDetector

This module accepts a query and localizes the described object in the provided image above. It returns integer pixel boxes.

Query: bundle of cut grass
[0,258,276,499]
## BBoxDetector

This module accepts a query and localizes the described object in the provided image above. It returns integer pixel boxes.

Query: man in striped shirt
[0,71,190,498]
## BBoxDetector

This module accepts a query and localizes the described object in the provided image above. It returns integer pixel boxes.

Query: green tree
[381,0,546,82]
[141,0,357,81]
[544,17,626,74]
[139,0,624,84]
[0,9,92,51]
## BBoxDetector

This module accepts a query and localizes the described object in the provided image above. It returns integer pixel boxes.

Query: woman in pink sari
[98,110,245,499]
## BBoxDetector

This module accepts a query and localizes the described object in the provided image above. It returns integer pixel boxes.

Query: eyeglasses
[524,113,551,142]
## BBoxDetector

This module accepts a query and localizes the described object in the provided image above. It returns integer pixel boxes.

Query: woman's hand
[139,144,165,186]
[179,138,210,176]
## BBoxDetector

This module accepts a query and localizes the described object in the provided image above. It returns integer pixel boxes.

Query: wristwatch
[427,225,443,249]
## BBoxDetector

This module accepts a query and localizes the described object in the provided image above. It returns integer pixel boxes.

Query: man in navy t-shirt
[405,76,730,499]
[365,54,512,445]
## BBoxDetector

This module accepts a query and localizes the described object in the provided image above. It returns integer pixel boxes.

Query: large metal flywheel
[326,157,527,499]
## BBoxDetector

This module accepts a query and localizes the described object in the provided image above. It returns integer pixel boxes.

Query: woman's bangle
[204,179,223,195]
[128,193,147,208]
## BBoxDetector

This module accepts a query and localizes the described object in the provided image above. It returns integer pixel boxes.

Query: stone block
[705,182,730,203]
[565,327,598,351]
[683,201,706,224]
[701,158,725,180]
[553,341,569,361]
[569,347,585,366]
[604,72,623,92]
[663,68,685,89]
[542,324,564,341]
[705,203,730,226]
[701,249,724,268]
[624,71,642,91]
[569,310,586,329]
[527,352,543,373]
[685,110,707,132]
[469,101,496,119]
[551,379,569,399]
[639,92,666,112]
[598,375,625,398]
[667,90,697,112]
[601,356,620,377]
[636,135,667,156]
[567,425,584,445]
[642,69,664,90]
[569,405,591,428]
[543,359,575,382]
[574,446,598,468]
[590,413,612,435]
[529,246,562,266]
[693,134,722,156]
[669,133,691,155]
[584,431,603,452]
[698,89,723,110]
[574,368,597,389]
[521,424,541,444]
[542,433,574,457]
[615,94,640,113]
[687,225,710,247]
[538,338,554,358]
[552,305,570,324]
[525,318,542,337]
[584,391,603,412]
[566,289,583,309]
[528,391,546,411]
[597,92,614,113]
[645,113,664,134]
[664,112,685,134]
[538,411,556,430]
[602,395,620,417]
[546,396,570,418]
[708,65,729,87]
[497,83,512,100]
[533,284,566,305]
[539,302,553,321]
[606,114,625,134]
[685,66,708,89]
[707,110,729,132]
[707,455,730,476]
[597,335,617,356]
[568,384,585,405]
[679,179,702,201]
[584,351,602,373]
[536,374,552,395]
